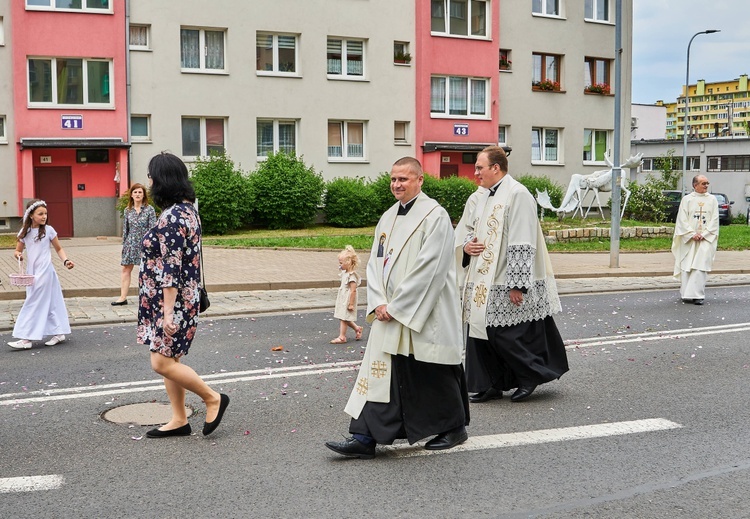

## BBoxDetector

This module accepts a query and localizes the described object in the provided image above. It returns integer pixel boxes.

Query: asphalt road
[1,286,750,518]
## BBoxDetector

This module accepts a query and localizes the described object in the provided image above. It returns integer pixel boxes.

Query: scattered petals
[271,345,284,351]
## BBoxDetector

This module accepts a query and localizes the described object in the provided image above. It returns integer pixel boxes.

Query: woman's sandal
[330,337,347,344]
[355,327,363,341]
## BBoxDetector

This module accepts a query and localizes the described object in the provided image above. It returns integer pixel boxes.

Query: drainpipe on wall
[124,0,131,197]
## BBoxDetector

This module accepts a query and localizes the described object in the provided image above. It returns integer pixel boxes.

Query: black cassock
[466,315,569,393]
[349,354,470,445]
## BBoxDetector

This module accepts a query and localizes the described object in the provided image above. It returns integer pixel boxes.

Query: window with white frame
[430,0,489,38]
[585,0,610,21]
[583,129,610,163]
[0,115,6,143]
[328,121,365,160]
[28,58,113,106]
[531,127,560,163]
[532,0,559,16]
[26,0,111,12]
[181,117,226,157]
[394,121,410,144]
[256,33,298,74]
[431,76,488,117]
[327,38,364,78]
[498,125,508,145]
[257,119,297,158]
[131,115,150,142]
[129,25,150,50]
[0,17,5,46]
[180,28,226,72]
[393,41,411,64]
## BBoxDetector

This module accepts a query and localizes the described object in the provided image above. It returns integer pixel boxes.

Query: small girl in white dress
[8,200,75,350]
[331,245,362,344]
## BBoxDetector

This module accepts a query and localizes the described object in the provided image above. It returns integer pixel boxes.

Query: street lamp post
[681,30,720,194]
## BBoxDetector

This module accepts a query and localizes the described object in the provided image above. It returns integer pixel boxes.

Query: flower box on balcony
[584,83,611,95]
[532,80,561,92]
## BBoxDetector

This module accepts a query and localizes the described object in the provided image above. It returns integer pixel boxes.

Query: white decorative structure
[536,153,644,219]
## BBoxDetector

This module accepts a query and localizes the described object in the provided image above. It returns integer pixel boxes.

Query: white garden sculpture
[535,153,644,220]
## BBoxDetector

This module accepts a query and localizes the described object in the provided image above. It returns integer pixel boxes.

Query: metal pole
[609,0,623,268]
[681,30,720,194]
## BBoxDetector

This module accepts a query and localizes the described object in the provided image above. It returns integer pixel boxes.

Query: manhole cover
[101,402,194,426]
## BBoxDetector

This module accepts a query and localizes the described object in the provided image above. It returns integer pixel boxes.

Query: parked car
[713,193,734,225]
[662,190,682,223]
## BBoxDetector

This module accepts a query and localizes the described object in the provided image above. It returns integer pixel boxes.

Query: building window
[394,121,410,144]
[499,49,512,71]
[431,76,488,117]
[531,127,560,163]
[181,117,226,158]
[0,115,6,143]
[707,156,750,172]
[131,115,150,142]
[256,33,298,75]
[532,53,561,90]
[532,0,559,16]
[28,58,112,106]
[257,119,297,158]
[583,129,609,163]
[431,0,489,38]
[584,57,611,92]
[129,25,150,50]
[498,125,508,145]
[0,16,4,46]
[180,28,226,72]
[328,121,365,161]
[394,41,411,65]
[327,38,364,78]
[26,0,111,12]
[584,0,610,21]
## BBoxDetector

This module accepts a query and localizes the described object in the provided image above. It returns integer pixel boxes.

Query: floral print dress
[121,205,157,265]
[137,203,201,358]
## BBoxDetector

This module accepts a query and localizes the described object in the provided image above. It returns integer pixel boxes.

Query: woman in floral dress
[137,152,229,438]
[112,183,156,305]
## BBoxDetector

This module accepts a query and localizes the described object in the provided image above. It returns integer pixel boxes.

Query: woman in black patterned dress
[137,152,229,438]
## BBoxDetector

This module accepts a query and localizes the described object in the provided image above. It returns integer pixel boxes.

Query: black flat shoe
[203,394,230,436]
[146,423,192,438]
[324,437,376,459]
[469,387,503,403]
[425,426,468,451]
[510,385,538,402]
[694,299,704,305]
[111,300,128,306]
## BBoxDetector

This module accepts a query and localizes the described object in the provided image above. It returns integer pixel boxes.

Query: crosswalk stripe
[381,418,682,458]
[0,475,64,493]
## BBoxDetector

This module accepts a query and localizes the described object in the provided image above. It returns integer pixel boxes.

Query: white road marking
[565,322,750,349]
[381,418,682,458]
[0,475,64,493]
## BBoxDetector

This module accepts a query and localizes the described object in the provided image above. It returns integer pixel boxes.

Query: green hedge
[191,152,252,235]
[323,177,377,227]
[515,175,564,218]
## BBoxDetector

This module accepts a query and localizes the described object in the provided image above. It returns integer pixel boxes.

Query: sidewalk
[2,236,750,332]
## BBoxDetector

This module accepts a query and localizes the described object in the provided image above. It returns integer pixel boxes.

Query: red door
[440,164,458,179]
[34,167,74,237]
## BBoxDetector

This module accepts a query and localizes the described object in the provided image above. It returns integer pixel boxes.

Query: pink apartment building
[11,0,128,237]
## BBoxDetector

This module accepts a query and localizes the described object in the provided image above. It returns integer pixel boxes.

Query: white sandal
[8,339,32,349]
[44,335,66,346]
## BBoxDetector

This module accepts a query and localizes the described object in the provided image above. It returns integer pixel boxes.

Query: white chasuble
[671,191,719,278]
[345,193,463,420]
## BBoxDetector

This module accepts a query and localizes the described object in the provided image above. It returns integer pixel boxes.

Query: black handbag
[197,208,210,313]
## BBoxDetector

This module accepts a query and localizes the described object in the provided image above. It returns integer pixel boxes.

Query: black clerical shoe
[325,437,376,459]
[146,423,192,438]
[203,394,230,436]
[424,426,468,451]
[694,299,704,305]
[510,385,537,402]
[469,387,503,403]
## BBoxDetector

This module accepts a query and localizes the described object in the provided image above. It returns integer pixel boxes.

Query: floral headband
[23,200,47,223]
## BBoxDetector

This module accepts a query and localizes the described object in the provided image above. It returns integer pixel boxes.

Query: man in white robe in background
[325,157,469,459]
[671,175,719,305]
[456,146,568,403]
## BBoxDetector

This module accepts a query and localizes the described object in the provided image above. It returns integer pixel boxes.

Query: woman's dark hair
[148,152,195,208]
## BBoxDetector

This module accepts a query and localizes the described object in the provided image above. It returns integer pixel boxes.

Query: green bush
[515,175,564,218]
[732,211,747,225]
[249,152,325,229]
[422,175,478,222]
[324,177,377,227]
[369,172,397,216]
[619,180,668,223]
[190,152,252,235]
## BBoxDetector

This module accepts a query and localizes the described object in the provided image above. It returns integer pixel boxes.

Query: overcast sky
[631,0,750,105]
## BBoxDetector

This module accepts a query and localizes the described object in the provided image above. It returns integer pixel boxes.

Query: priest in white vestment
[671,175,719,305]
[456,146,568,403]
[325,157,469,459]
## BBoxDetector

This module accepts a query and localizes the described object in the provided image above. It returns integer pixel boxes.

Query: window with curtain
[26,0,110,11]
[583,129,609,162]
[584,57,611,88]
[498,125,508,145]
[532,0,559,15]
[205,118,225,155]
[129,25,149,49]
[431,0,488,37]
[431,75,488,117]
[181,118,201,157]
[531,127,560,163]
[28,57,112,106]
[585,0,609,21]
[181,117,226,157]
[131,115,150,141]
[328,121,366,160]
[394,121,409,143]
[327,38,365,78]
[257,119,297,158]
[532,53,561,87]
[181,27,226,72]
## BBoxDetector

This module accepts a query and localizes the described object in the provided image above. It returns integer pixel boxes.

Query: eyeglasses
[699,182,709,186]
[475,164,498,171]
